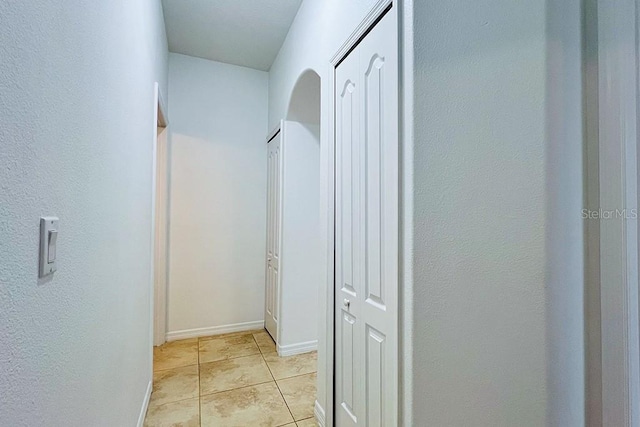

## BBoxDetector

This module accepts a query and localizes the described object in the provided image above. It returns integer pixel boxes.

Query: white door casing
[153,127,169,346]
[334,8,398,426]
[584,0,640,425]
[265,127,283,341]
[152,82,169,347]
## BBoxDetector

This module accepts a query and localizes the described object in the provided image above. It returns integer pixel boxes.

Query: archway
[287,69,321,125]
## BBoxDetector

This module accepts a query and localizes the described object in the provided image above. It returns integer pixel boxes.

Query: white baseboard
[137,380,152,427]
[314,400,326,427]
[277,340,318,357]
[166,320,265,341]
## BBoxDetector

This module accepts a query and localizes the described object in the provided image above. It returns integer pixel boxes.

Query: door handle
[343,299,351,309]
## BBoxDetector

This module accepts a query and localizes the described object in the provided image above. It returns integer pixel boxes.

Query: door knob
[343,299,351,308]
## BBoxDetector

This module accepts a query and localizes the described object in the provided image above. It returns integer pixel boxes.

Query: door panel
[334,8,397,426]
[341,311,357,421]
[359,11,398,426]
[335,46,362,427]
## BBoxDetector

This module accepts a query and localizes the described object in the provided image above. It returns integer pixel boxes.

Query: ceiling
[162,0,303,71]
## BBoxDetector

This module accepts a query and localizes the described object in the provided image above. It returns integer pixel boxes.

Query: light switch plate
[39,217,59,277]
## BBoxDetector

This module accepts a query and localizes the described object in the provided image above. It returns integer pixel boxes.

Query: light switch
[47,230,58,262]
[39,217,59,277]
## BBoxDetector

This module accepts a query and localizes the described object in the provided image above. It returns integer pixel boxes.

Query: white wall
[544,0,585,424]
[167,54,268,335]
[411,0,584,425]
[279,121,321,349]
[0,0,168,425]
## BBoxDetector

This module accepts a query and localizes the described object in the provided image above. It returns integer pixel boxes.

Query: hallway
[1,0,614,425]
[145,330,317,426]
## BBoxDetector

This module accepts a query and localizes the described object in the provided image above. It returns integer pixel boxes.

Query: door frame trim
[325,2,398,425]
[584,0,640,425]
[151,81,169,348]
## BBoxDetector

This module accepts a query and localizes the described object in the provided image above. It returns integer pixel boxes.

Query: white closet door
[335,42,362,427]
[335,9,398,427]
[266,131,282,341]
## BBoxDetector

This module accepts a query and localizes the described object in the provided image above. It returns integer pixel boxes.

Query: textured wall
[279,121,321,348]
[411,1,547,424]
[0,0,168,425]
[167,54,269,334]
[411,0,584,425]
[544,0,585,424]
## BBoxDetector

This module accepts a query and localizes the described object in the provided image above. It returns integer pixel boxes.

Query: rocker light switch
[39,217,59,277]
[47,230,58,262]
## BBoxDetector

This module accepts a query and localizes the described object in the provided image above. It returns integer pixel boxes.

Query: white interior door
[265,130,282,341]
[334,9,398,427]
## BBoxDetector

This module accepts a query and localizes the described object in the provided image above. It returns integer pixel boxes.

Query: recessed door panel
[340,80,357,297]
[366,326,385,427]
[364,53,386,310]
[341,311,357,422]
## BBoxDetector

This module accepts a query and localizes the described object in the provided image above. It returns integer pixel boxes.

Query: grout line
[259,337,297,424]
[153,361,199,372]
[199,379,277,399]
[274,371,318,382]
[199,349,262,365]
[274,377,296,423]
[149,395,199,408]
[197,329,265,343]
[200,352,264,367]
[258,338,296,423]
[258,336,277,383]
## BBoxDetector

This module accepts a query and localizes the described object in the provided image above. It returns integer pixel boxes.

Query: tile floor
[144,329,318,427]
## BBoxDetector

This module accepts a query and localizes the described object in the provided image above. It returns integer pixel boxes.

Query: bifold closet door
[334,8,398,427]
[265,131,282,341]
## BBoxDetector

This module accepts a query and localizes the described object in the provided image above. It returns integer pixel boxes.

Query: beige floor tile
[153,339,198,372]
[263,351,317,380]
[144,398,200,427]
[296,418,317,427]
[253,331,276,354]
[277,373,317,421]
[199,333,261,363]
[150,365,199,407]
[200,382,294,427]
[200,354,273,395]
